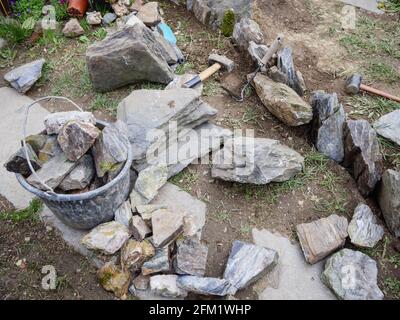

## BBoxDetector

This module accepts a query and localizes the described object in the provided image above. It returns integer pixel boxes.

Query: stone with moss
[220,9,235,37]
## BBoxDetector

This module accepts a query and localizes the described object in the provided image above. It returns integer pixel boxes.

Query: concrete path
[252,228,336,300]
[340,0,384,14]
[0,87,49,209]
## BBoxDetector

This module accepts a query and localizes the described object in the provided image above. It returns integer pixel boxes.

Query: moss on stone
[220,9,235,37]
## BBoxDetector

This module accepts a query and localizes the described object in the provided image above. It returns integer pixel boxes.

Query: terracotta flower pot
[67,0,89,17]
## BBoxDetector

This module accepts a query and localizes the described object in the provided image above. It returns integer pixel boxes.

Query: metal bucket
[15,96,133,230]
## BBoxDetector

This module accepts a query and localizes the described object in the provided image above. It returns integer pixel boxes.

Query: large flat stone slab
[0,87,49,209]
[252,228,336,300]
[340,0,384,14]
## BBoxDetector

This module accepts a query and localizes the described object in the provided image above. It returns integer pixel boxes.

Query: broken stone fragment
[248,41,267,66]
[373,109,400,147]
[97,261,131,298]
[57,121,100,161]
[4,59,45,93]
[81,221,130,255]
[133,274,150,291]
[277,47,307,96]
[44,111,96,135]
[62,18,85,38]
[175,238,208,276]
[311,91,345,163]
[24,134,47,154]
[114,200,133,228]
[86,11,102,25]
[131,215,152,241]
[153,31,179,65]
[322,249,384,300]
[232,18,264,51]
[348,203,384,248]
[142,246,170,275]
[296,214,348,264]
[253,73,313,126]
[102,12,117,25]
[177,276,237,296]
[130,189,149,211]
[151,208,184,248]
[112,1,129,17]
[92,120,129,178]
[134,165,168,201]
[136,1,161,26]
[150,275,188,298]
[37,135,63,163]
[223,240,279,290]
[5,144,41,177]
[378,169,400,238]
[136,204,166,223]
[121,239,155,271]
[343,120,383,196]
[59,154,95,191]
[212,136,304,184]
[27,153,77,190]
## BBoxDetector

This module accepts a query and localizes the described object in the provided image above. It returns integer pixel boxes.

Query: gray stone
[57,121,100,161]
[81,221,130,255]
[296,214,348,264]
[151,208,184,247]
[343,120,383,196]
[27,152,78,190]
[4,59,45,94]
[340,0,384,14]
[130,188,149,210]
[348,203,384,248]
[25,134,48,154]
[4,144,41,176]
[373,110,400,147]
[253,74,313,126]
[136,1,161,27]
[131,215,152,241]
[223,240,279,290]
[311,91,345,162]
[378,169,400,237]
[103,13,117,25]
[59,154,95,191]
[248,41,267,66]
[252,229,335,300]
[142,246,170,275]
[136,204,166,223]
[86,24,173,92]
[150,275,188,298]
[166,73,203,94]
[175,238,208,276]
[233,18,264,51]
[212,137,304,184]
[62,18,84,37]
[267,66,287,83]
[322,248,384,300]
[92,120,129,178]
[153,31,179,65]
[277,47,306,96]
[43,111,96,135]
[134,165,168,201]
[112,1,130,17]
[177,276,237,296]
[133,275,150,291]
[37,135,62,163]
[86,11,102,25]
[114,200,133,228]
[121,239,155,271]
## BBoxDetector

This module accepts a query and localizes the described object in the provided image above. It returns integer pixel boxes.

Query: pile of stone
[4,111,129,193]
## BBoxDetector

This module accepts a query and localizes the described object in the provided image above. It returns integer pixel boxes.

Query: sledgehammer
[345,74,400,103]
[183,54,235,88]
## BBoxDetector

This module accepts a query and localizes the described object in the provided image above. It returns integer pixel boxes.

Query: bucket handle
[22,96,83,196]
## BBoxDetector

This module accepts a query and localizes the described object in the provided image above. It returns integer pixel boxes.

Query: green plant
[347,95,400,121]
[79,35,90,44]
[92,27,107,40]
[364,61,399,83]
[50,0,69,21]
[11,0,45,21]
[0,47,17,68]
[0,198,42,223]
[175,61,195,75]
[0,16,32,44]
[220,9,235,37]
[386,0,400,12]
[91,94,119,115]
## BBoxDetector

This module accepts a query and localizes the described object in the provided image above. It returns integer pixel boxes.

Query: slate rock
[57,121,100,161]
[4,59,45,93]
[253,74,313,126]
[37,135,63,163]
[322,249,384,300]
[121,239,155,271]
[86,11,102,25]
[81,221,130,255]
[175,238,208,276]
[133,275,150,291]
[277,47,307,96]
[233,18,264,51]
[212,136,304,184]
[150,275,188,298]
[142,246,170,275]
[378,169,400,237]
[373,109,400,146]
[151,208,184,247]
[348,203,384,248]
[130,188,149,211]
[62,18,84,37]
[343,120,383,196]
[311,91,345,162]
[59,154,95,191]
[136,204,167,223]
[137,1,161,27]
[248,41,267,66]
[177,276,237,296]
[296,214,348,264]
[103,12,117,25]
[25,134,48,154]
[134,165,168,201]
[131,215,152,241]
[97,261,131,298]
[86,23,173,92]
[44,111,96,135]
[5,144,41,176]
[153,31,179,65]
[223,240,279,290]
[114,200,133,228]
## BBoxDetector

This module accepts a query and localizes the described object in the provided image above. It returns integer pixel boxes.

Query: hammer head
[208,54,235,73]
[345,74,362,94]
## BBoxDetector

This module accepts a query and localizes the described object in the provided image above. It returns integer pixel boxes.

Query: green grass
[0,47,17,68]
[0,198,42,223]
[203,80,222,96]
[378,136,400,169]
[386,0,400,12]
[92,28,108,41]
[91,94,119,116]
[347,95,400,121]
[364,61,400,83]
[175,61,195,75]
[0,16,32,44]
[169,169,199,192]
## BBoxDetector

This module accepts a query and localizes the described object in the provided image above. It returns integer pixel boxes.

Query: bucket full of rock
[6,96,133,230]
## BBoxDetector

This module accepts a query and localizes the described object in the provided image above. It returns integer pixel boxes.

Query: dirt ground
[1,0,399,300]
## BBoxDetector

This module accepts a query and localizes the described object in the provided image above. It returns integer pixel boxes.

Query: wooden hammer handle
[199,63,222,82]
[360,84,400,103]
